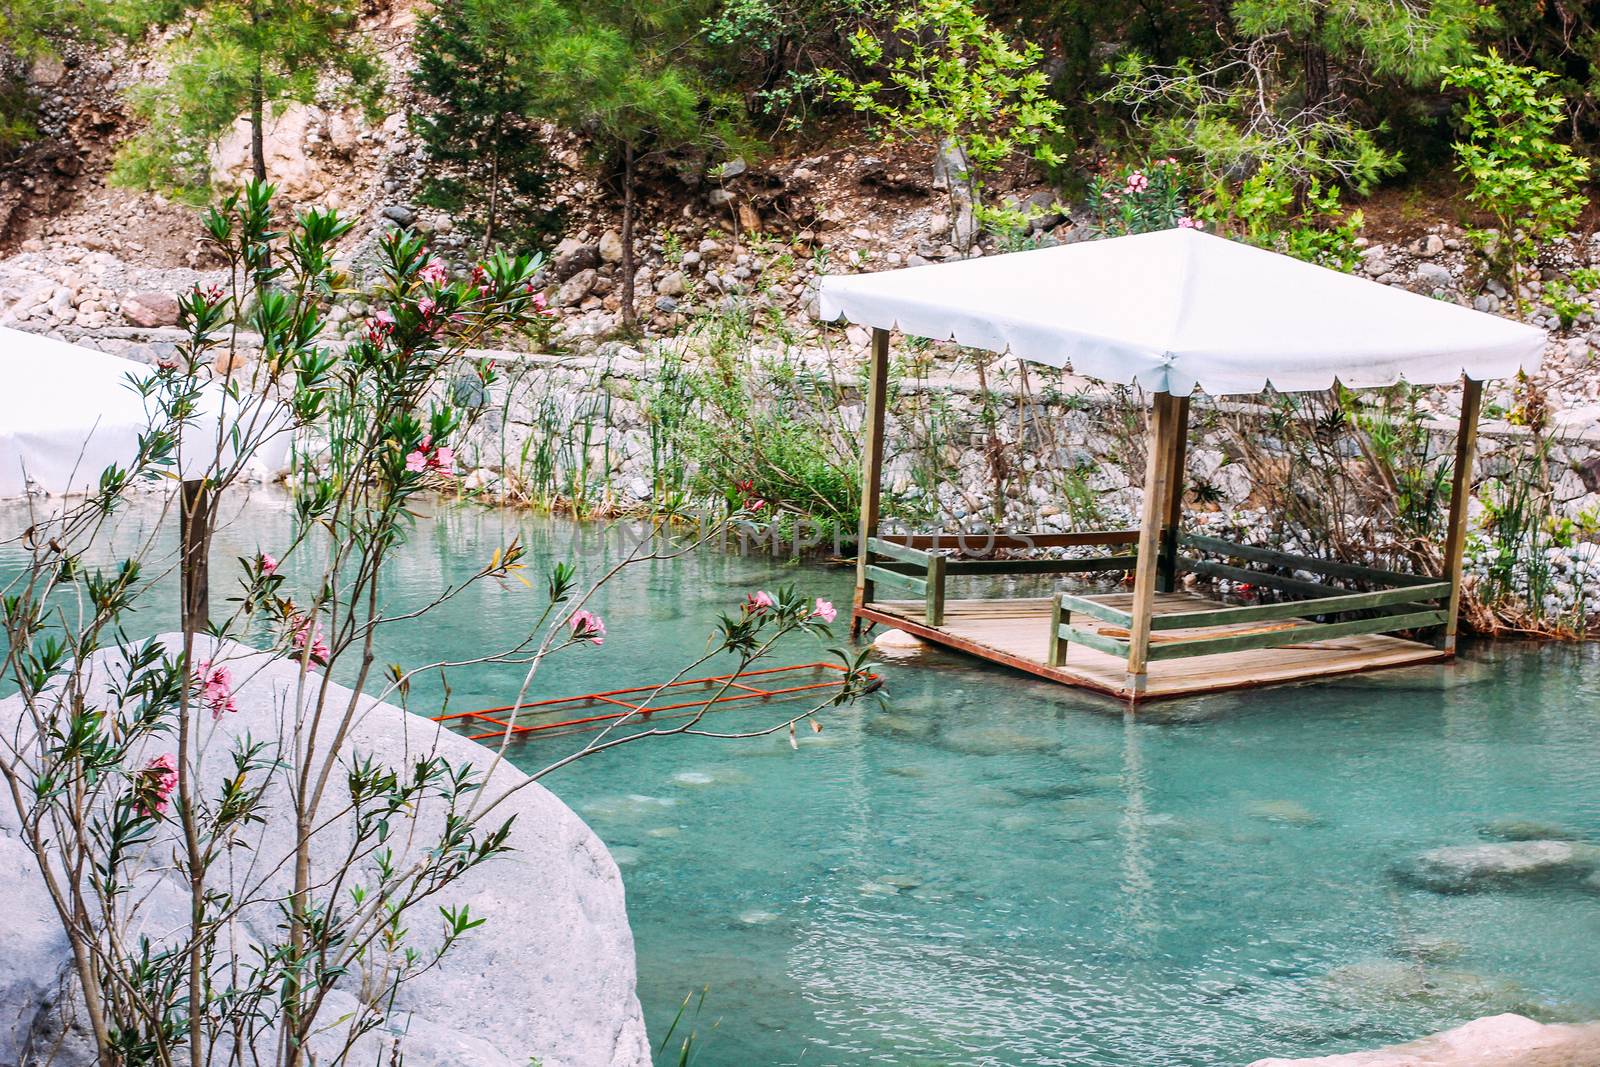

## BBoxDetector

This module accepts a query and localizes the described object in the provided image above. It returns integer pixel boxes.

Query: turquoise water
[5,495,1599,1065]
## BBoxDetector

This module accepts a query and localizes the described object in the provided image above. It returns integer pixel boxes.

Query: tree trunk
[251,67,266,185]
[620,141,637,331]
[484,58,506,256]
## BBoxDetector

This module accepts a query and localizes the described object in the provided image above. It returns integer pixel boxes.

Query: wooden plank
[1158,395,1190,593]
[1181,534,1437,587]
[864,565,926,594]
[925,552,947,626]
[1179,556,1349,598]
[941,555,1139,576]
[877,529,1140,552]
[1057,593,1135,627]
[865,537,931,565]
[1127,392,1181,685]
[1440,376,1482,651]
[852,327,890,629]
[1150,581,1452,630]
[1146,609,1448,661]
[1059,624,1131,658]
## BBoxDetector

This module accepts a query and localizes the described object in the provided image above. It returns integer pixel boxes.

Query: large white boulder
[0,636,649,1067]
[1249,1012,1600,1066]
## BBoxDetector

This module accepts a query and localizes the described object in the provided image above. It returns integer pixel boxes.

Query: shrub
[1441,50,1591,313]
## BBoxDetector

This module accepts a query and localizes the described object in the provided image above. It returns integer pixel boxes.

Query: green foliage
[1100,51,1401,197]
[1546,283,1590,331]
[1231,0,1490,88]
[824,0,1063,244]
[1441,50,1591,309]
[702,0,880,127]
[411,0,564,255]
[1087,157,1193,236]
[111,0,379,198]
[1206,164,1366,270]
[0,0,113,156]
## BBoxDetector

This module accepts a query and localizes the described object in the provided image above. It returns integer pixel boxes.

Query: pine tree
[537,0,741,329]
[410,0,564,255]
[111,0,379,198]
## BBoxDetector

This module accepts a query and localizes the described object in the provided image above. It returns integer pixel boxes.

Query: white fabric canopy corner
[819,228,1546,396]
[0,327,291,498]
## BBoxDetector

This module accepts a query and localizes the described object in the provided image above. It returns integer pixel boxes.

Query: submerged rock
[871,627,926,658]
[1396,840,1600,892]
[938,722,1059,757]
[1248,1012,1600,1066]
[1317,959,1526,1017]
[0,636,650,1067]
[1480,816,1581,842]
[1246,799,1323,827]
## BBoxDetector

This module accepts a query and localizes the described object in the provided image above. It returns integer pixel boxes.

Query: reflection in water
[1113,711,1155,957]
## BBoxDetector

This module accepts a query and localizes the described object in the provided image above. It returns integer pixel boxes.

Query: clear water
[5,494,1599,1066]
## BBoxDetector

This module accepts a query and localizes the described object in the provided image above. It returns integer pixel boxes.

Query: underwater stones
[1480,816,1580,842]
[1396,840,1600,893]
[1248,1013,1600,1066]
[736,909,779,926]
[1317,959,1524,1017]
[1246,799,1322,827]
[877,874,924,890]
[864,711,939,741]
[938,722,1058,757]
[671,770,715,786]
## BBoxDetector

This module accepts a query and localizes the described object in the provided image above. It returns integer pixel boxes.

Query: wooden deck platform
[858,591,1450,702]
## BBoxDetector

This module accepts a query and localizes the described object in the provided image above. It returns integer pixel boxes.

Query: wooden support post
[924,551,946,626]
[852,327,891,635]
[1047,596,1071,667]
[1157,395,1190,593]
[1439,376,1483,653]
[1126,392,1180,694]
[179,478,214,634]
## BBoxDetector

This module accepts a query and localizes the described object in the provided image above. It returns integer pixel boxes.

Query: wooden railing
[1047,535,1450,665]
[863,530,1140,626]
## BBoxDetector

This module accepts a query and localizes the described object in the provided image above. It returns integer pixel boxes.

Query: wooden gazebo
[820,229,1545,702]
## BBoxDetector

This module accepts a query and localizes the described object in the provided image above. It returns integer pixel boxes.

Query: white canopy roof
[819,228,1546,395]
[0,327,290,497]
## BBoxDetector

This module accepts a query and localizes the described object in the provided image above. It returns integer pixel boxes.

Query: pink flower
[1177,216,1202,230]
[531,292,552,316]
[1124,171,1149,194]
[192,660,237,720]
[136,753,178,818]
[417,296,437,318]
[156,350,181,370]
[745,590,775,614]
[290,613,329,665]
[405,435,456,478]
[364,308,395,344]
[419,258,450,286]
[811,598,837,624]
[259,552,278,576]
[569,609,606,646]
